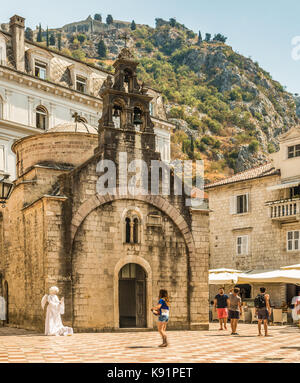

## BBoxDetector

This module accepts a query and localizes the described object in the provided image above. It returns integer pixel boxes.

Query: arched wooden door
[119,263,146,328]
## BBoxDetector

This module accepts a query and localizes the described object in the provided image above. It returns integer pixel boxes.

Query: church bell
[133,108,143,125]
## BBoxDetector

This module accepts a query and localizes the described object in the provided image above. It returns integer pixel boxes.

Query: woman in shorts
[152,289,170,347]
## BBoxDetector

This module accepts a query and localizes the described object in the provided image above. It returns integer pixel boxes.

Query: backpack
[254,294,266,308]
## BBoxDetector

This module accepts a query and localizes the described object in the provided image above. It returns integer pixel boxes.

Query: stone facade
[0,48,209,333]
[206,127,300,306]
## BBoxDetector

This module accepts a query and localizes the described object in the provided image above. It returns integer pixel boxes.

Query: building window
[0,96,2,119]
[124,213,140,244]
[0,47,3,65]
[287,231,300,252]
[290,186,300,199]
[230,194,249,214]
[237,235,249,255]
[76,76,86,93]
[120,263,136,279]
[125,218,131,244]
[237,194,248,214]
[34,61,47,80]
[36,106,48,130]
[288,145,300,159]
[133,218,139,243]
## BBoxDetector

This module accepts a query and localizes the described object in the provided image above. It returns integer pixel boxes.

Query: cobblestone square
[0,323,299,363]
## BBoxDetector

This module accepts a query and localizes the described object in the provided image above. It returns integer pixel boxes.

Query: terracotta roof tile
[205,163,279,189]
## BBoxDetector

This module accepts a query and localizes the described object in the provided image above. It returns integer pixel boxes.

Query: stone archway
[114,256,153,329]
[70,194,195,255]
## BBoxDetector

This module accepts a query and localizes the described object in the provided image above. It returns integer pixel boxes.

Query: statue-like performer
[41,286,73,336]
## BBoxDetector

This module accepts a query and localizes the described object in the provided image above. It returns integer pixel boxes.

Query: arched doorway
[119,263,146,328]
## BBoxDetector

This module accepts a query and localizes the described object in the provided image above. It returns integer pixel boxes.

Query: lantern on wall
[0,175,13,208]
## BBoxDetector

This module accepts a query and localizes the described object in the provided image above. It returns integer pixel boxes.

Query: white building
[0,15,173,181]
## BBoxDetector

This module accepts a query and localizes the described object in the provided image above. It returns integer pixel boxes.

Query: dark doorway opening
[119,263,146,328]
[235,284,251,300]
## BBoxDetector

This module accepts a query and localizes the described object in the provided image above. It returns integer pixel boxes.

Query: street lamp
[0,175,13,208]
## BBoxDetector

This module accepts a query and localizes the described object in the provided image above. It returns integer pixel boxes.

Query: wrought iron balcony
[266,197,300,222]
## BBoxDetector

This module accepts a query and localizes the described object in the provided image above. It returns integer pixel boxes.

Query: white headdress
[49,286,59,294]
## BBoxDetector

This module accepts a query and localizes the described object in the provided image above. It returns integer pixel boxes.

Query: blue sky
[3,0,300,93]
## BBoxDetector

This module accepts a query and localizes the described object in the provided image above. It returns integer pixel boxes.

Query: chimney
[9,15,25,72]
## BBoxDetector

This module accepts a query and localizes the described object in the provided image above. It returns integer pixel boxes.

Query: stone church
[0,48,209,332]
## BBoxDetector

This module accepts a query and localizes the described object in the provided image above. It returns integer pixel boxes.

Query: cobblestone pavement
[0,323,299,363]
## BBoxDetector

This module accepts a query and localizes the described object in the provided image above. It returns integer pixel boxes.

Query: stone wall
[12,132,98,177]
[72,199,189,331]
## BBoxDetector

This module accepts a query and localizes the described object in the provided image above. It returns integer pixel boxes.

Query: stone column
[189,208,210,330]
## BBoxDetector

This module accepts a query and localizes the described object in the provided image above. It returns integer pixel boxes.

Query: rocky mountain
[20,16,299,183]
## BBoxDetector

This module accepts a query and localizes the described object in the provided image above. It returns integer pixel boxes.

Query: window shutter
[236,237,241,255]
[242,236,249,255]
[230,196,236,215]
[246,193,249,213]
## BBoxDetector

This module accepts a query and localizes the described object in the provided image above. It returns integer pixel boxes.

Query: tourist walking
[214,288,229,330]
[227,287,242,335]
[41,286,73,336]
[151,289,170,347]
[254,287,271,337]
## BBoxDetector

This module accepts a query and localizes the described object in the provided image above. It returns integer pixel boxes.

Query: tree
[131,20,136,31]
[25,27,33,41]
[46,27,49,47]
[197,31,202,45]
[205,33,211,42]
[213,33,227,43]
[94,14,102,22]
[37,23,42,42]
[97,39,107,58]
[190,137,194,153]
[49,34,56,46]
[77,34,86,44]
[72,49,86,61]
[58,33,62,50]
[169,18,176,27]
[106,14,113,25]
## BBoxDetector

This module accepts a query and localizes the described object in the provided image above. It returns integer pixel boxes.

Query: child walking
[152,289,170,347]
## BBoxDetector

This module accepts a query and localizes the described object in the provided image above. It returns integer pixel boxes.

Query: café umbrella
[209,269,241,285]
[237,269,300,285]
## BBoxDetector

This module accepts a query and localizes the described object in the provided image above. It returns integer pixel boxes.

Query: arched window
[125,217,131,244]
[124,68,133,92]
[36,105,48,130]
[112,104,122,129]
[133,218,139,244]
[133,107,143,126]
[124,211,141,244]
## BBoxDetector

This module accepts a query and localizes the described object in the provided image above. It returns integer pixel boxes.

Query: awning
[281,264,300,270]
[267,180,300,191]
[209,272,239,285]
[237,269,300,284]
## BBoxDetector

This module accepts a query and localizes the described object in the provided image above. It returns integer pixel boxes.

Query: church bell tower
[97,47,160,165]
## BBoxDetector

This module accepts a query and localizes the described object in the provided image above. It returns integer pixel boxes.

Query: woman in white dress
[41,286,73,336]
